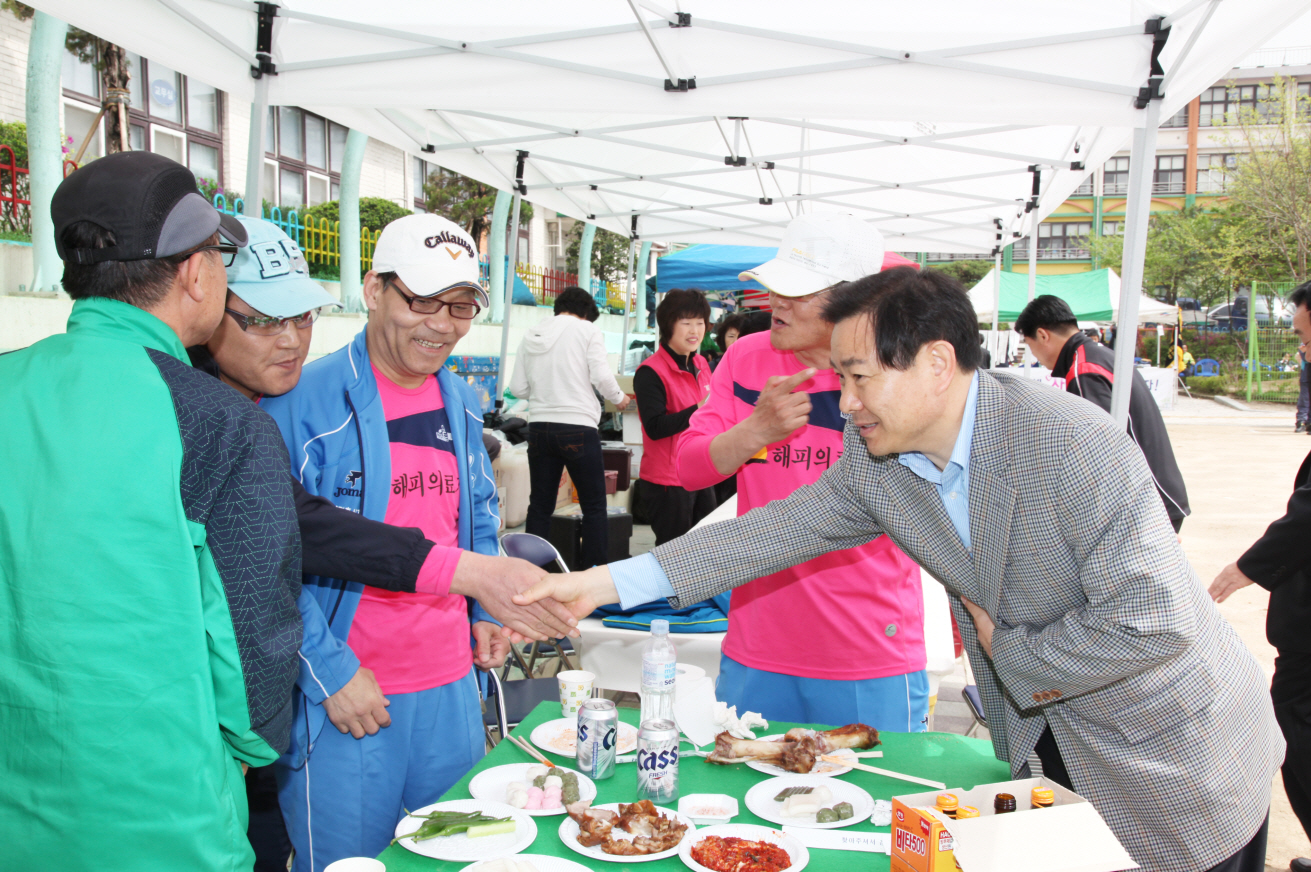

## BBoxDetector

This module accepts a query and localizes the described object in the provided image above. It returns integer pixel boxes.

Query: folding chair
[498,532,577,676]
[477,666,560,747]
[960,653,987,740]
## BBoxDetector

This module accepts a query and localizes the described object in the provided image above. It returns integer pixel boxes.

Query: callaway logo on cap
[740,213,886,298]
[371,214,489,306]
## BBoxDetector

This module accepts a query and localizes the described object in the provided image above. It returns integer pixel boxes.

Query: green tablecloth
[377,702,1010,871]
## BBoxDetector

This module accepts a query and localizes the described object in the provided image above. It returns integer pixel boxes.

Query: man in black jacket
[1016,295,1190,531]
[1211,282,1311,872]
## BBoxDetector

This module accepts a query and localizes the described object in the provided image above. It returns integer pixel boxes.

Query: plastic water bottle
[640,619,677,725]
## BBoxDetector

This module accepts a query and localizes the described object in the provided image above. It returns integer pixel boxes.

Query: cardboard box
[892,778,1137,872]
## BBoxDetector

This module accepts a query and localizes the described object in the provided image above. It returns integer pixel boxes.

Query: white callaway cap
[371,213,489,306]
[740,213,886,297]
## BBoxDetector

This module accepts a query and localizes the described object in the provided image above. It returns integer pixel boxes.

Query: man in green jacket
[0,152,302,871]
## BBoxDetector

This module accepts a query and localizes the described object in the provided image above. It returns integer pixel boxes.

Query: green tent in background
[967,268,1176,323]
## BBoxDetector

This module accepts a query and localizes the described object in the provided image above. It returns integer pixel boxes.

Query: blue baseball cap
[226,216,341,318]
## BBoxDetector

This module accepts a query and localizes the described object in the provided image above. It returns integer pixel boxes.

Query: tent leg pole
[619,236,637,374]
[487,189,512,323]
[337,129,368,312]
[495,190,524,407]
[1110,100,1161,426]
[578,222,596,301]
[635,239,652,332]
[1024,213,1037,374]
[26,10,66,296]
[991,248,1002,368]
[243,75,269,218]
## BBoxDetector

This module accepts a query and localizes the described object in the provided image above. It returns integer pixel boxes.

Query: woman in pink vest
[633,290,719,545]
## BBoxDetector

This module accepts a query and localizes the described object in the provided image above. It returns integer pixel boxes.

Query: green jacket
[0,298,302,871]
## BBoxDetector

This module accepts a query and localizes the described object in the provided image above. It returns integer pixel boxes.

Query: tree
[565,223,632,283]
[1218,75,1311,281]
[1088,206,1237,306]
[422,168,531,247]
[64,29,132,154]
[304,197,411,232]
[929,260,992,286]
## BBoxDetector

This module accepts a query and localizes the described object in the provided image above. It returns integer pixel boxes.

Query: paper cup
[558,670,596,716]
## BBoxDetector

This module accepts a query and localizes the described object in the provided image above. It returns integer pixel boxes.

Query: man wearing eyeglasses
[658,213,931,732]
[258,214,516,869]
[0,152,301,871]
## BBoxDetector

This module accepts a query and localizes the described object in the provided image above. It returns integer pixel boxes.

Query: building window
[266,108,346,209]
[1153,155,1186,193]
[1015,222,1091,260]
[1102,221,1122,236]
[1198,84,1276,127]
[1073,175,1093,195]
[1160,105,1188,128]
[1103,157,1130,195]
[1196,153,1236,193]
[63,49,223,187]
[414,156,430,209]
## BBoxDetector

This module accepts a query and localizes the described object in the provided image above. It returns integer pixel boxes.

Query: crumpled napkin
[711,701,769,739]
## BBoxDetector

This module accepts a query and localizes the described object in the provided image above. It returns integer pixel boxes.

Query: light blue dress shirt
[610,371,982,607]
[895,371,979,552]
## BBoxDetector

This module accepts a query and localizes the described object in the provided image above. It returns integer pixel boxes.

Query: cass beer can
[636,718,679,804]
[576,699,618,780]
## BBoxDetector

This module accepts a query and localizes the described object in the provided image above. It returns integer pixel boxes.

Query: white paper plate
[393,799,537,862]
[468,763,597,817]
[530,718,640,758]
[743,736,856,777]
[744,775,875,829]
[557,802,696,864]
[679,823,810,872]
[459,854,594,872]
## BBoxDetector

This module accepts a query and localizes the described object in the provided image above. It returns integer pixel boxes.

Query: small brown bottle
[994,792,1017,814]
[1031,786,1055,809]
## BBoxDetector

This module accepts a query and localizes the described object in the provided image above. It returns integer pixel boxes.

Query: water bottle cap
[651,619,670,635]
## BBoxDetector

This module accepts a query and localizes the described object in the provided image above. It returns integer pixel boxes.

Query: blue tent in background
[654,244,774,294]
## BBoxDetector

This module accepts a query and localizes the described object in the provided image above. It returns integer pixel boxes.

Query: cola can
[576,698,618,781]
[636,718,680,804]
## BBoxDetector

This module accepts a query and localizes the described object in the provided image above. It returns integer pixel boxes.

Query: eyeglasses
[387,280,482,320]
[224,306,320,336]
[192,243,240,267]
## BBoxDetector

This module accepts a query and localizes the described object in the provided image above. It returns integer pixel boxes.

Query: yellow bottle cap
[1031,786,1055,804]
[956,806,980,819]
[936,793,959,811]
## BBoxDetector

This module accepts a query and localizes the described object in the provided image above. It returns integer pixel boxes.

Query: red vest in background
[638,345,712,487]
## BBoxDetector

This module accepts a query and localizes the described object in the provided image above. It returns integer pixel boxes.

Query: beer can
[636,718,680,804]
[576,699,618,781]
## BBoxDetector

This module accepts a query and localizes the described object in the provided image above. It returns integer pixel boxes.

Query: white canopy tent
[28,0,1311,422]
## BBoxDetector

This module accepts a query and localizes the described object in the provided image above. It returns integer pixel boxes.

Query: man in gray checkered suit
[516,266,1282,872]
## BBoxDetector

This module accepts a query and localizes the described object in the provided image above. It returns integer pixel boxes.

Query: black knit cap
[51,151,247,264]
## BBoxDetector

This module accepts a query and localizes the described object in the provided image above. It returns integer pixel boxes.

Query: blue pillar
[338,129,368,312]
[635,239,653,331]
[577,222,596,298]
[26,12,67,295]
[487,189,511,322]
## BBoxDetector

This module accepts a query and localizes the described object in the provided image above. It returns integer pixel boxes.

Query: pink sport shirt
[678,331,926,681]
[346,366,471,695]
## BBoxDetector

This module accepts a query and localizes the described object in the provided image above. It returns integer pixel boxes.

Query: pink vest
[637,345,712,487]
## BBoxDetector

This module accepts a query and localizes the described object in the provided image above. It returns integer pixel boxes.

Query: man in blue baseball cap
[188,216,579,871]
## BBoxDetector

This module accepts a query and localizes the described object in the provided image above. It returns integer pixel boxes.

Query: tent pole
[243,76,270,218]
[337,129,368,312]
[487,189,511,323]
[1025,212,1037,373]
[1110,100,1161,426]
[26,11,66,296]
[578,222,596,299]
[635,239,653,332]
[619,222,638,375]
[496,151,528,410]
[991,248,1002,367]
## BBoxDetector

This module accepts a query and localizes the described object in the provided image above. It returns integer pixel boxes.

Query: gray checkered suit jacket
[654,370,1282,872]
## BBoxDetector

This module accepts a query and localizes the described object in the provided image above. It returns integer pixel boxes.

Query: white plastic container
[678,794,738,826]
[500,446,530,528]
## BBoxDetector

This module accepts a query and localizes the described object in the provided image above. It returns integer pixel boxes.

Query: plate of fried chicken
[560,800,695,863]
[704,724,881,777]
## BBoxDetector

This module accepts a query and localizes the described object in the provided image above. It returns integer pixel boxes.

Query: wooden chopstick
[507,734,553,767]
[853,751,884,758]
[820,755,946,789]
